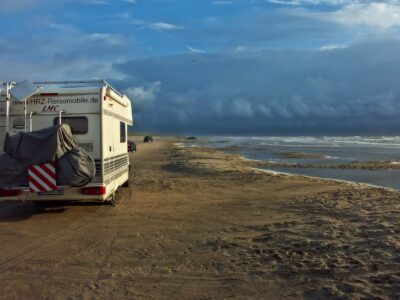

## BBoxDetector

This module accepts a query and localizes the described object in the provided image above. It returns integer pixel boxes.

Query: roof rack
[32,80,123,97]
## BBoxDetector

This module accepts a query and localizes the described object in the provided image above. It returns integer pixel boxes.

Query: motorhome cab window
[53,117,88,135]
[120,122,126,143]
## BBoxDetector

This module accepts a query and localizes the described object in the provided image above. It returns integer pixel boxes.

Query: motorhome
[0,80,133,203]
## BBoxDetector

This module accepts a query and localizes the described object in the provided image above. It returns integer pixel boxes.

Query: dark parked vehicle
[143,136,153,143]
[128,141,136,152]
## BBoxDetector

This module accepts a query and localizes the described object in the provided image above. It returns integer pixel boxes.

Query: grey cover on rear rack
[4,124,76,164]
[0,154,28,187]
[57,148,96,187]
[0,124,96,188]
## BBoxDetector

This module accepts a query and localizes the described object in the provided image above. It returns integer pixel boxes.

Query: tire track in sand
[0,203,114,272]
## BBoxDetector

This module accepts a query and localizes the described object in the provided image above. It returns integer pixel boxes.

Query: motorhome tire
[122,180,129,188]
[105,193,117,206]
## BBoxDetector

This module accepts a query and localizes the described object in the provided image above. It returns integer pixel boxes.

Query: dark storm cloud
[115,39,400,135]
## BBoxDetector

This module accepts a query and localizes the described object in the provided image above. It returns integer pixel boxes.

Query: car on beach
[128,141,136,152]
[143,136,153,143]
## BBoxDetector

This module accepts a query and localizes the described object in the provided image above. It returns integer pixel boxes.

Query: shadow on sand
[0,201,105,222]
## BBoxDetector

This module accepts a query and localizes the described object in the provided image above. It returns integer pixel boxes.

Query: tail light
[0,189,22,197]
[79,186,106,195]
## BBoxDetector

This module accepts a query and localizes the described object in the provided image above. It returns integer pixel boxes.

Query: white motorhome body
[0,80,133,202]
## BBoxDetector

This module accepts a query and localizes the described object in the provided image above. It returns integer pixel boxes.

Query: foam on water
[190,136,400,190]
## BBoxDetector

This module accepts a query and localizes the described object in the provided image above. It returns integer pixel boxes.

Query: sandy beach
[0,139,399,299]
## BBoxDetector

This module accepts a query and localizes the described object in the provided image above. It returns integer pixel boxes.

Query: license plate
[38,190,64,196]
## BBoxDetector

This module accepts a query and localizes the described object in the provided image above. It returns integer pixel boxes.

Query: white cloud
[325,3,400,28]
[213,1,233,5]
[149,22,184,30]
[266,0,303,5]
[258,104,272,117]
[0,57,127,82]
[319,43,347,51]
[87,0,110,4]
[266,0,391,5]
[47,23,77,33]
[267,0,337,5]
[187,46,206,54]
[234,46,264,53]
[87,33,126,45]
[294,2,400,29]
[123,81,161,112]
[231,98,254,117]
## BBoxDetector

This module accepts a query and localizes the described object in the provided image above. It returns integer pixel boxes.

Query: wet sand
[277,151,326,159]
[249,159,400,170]
[0,139,399,299]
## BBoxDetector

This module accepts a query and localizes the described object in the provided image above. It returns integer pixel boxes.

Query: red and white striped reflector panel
[28,163,57,192]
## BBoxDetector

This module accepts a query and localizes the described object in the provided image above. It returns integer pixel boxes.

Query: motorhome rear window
[120,122,126,143]
[53,117,88,134]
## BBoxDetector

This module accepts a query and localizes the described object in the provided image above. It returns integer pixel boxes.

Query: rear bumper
[0,185,107,202]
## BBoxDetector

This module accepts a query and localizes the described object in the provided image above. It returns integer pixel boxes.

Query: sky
[1,0,400,135]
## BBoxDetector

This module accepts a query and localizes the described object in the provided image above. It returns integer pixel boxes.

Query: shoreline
[175,141,400,194]
[184,141,400,170]
[183,141,400,191]
[251,167,396,191]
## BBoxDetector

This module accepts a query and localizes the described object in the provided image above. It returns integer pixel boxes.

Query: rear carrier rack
[33,80,124,97]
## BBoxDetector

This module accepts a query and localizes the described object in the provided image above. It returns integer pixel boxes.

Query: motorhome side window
[120,122,126,143]
[53,117,88,135]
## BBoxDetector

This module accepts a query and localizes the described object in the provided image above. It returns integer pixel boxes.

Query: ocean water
[190,136,400,190]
